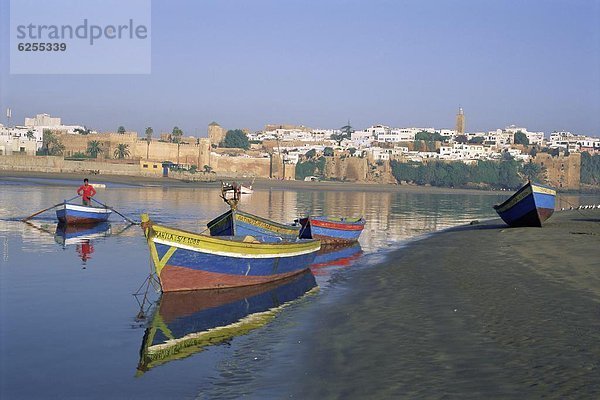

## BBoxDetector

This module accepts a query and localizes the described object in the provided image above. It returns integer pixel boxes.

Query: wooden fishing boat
[493,181,556,227]
[140,214,320,292]
[54,222,111,246]
[299,216,365,244]
[207,208,301,240]
[136,271,317,375]
[55,202,111,225]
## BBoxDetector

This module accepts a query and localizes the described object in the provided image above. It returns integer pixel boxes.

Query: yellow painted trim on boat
[495,185,533,212]
[235,213,299,235]
[150,223,320,257]
[531,184,556,196]
[156,246,177,275]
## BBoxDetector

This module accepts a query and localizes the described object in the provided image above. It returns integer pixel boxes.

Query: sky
[1,0,599,137]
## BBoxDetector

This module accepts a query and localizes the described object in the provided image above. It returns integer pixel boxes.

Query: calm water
[0,177,597,399]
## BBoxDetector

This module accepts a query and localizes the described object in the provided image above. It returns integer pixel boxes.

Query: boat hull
[142,214,320,291]
[56,203,111,225]
[299,216,365,244]
[207,209,301,240]
[494,182,556,227]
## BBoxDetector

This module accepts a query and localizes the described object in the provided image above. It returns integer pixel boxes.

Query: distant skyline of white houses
[1,112,599,161]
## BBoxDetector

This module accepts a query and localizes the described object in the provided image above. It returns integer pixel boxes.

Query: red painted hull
[160,265,309,292]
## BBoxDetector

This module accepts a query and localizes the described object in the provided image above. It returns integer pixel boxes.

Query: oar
[22,203,63,221]
[91,198,138,225]
[21,195,80,221]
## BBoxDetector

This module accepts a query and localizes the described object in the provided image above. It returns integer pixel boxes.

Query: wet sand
[291,210,600,398]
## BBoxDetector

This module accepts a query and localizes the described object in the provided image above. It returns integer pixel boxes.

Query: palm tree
[113,143,130,159]
[145,127,153,159]
[117,126,126,135]
[87,140,103,158]
[26,130,35,140]
[172,126,183,164]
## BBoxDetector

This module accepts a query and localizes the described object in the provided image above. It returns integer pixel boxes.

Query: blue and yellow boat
[493,181,556,227]
[140,214,320,292]
[136,271,317,375]
[207,208,301,240]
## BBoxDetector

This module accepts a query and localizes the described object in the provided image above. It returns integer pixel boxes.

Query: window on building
[20,147,25,152]
[153,165,158,168]
[143,164,148,168]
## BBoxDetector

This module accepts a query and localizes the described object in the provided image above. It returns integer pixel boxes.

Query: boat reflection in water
[54,222,112,265]
[136,270,317,375]
[310,243,363,279]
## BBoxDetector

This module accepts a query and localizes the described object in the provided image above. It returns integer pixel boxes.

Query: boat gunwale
[148,221,320,253]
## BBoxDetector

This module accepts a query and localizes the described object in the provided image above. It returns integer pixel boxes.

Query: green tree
[332,124,354,145]
[145,127,153,159]
[305,149,317,159]
[222,129,250,150]
[113,143,130,159]
[468,136,484,144]
[171,126,183,143]
[514,130,529,146]
[86,140,103,158]
[42,129,65,156]
[117,126,126,135]
[74,127,92,135]
[348,147,357,156]
[295,157,326,180]
[521,160,543,182]
[580,151,600,185]
[203,164,213,174]
[455,135,468,144]
[172,126,184,164]
[26,130,35,140]
[323,147,334,156]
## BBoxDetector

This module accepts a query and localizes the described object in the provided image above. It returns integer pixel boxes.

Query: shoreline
[286,209,600,397]
[0,170,506,195]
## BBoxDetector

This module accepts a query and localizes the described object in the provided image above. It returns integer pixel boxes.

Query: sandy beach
[289,210,600,398]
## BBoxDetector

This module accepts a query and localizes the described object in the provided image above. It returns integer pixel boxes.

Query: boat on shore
[299,216,365,245]
[56,202,112,225]
[140,214,320,292]
[207,208,301,240]
[136,271,317,375]
[493,181,556,227]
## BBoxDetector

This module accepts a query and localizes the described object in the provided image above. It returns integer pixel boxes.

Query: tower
[208,122,226,146]
[455,107,465,134]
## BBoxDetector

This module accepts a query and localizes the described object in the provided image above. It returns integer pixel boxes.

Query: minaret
[455,107,465,134]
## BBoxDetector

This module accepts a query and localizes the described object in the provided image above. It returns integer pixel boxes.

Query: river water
[0,177,597,399]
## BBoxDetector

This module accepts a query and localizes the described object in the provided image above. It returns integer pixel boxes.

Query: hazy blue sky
[1,0,599,137]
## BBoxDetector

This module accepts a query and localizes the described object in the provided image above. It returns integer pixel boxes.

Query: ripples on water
[1,178,598,399]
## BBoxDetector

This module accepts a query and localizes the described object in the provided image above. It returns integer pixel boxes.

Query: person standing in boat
[77,178,96,206]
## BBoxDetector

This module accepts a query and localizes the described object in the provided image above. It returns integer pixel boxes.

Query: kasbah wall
[534,152,581,190]
[58,133,211,167]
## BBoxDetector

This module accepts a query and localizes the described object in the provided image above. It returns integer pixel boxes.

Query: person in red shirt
[77,178,96,206]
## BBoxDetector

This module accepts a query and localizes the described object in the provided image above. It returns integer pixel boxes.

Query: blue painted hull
[155,242,317,277]
[56,203,111,225]
[208,209,300,240]
[494,182,556,227]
